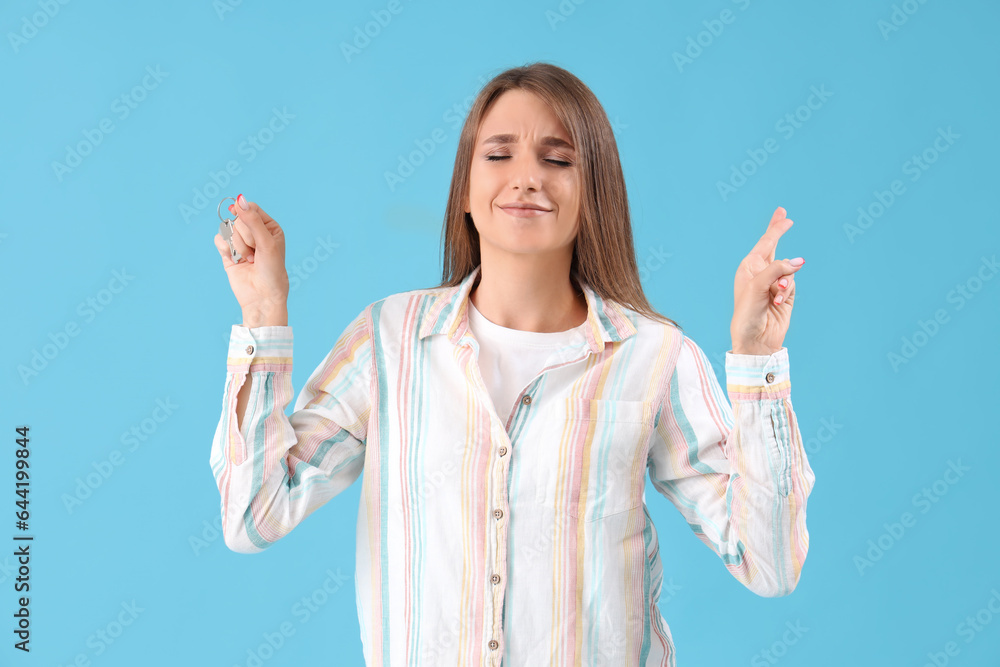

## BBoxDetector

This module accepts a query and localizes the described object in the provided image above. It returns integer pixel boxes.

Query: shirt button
[493,509,503,520]
[765,372,775,383]
[498,446,507,456]
[245,344,255,355]
[491,573,501,584]
[488,640,499,650]
[521,395,532,405]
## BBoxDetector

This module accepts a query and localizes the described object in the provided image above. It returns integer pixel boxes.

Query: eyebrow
[482,133,575,151]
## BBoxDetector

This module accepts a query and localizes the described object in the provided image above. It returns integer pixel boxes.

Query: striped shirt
[210,263,815,666]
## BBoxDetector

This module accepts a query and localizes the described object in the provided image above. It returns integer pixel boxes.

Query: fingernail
[789,257,805,266]
[778,278,788,289]
[775,294,784,305]
[228,204,236,214]
[238,194,249,210]
[247,253,254,263]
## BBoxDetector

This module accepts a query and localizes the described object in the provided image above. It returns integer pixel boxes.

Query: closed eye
[485,155,573,167]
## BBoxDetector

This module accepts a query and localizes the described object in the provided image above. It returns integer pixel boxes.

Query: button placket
[490,458,509,646]
[466,342,554,662]
[489,396,512,662]
[501,343,592,430]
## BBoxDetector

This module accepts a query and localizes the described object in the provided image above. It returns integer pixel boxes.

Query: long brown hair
[434,61,681,331]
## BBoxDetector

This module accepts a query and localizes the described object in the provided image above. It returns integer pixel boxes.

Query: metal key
[217,196,243,264]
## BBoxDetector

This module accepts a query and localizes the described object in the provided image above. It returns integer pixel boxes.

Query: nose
[509,151,540,191]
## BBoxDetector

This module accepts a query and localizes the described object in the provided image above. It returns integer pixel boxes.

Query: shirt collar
[417,264,638,354]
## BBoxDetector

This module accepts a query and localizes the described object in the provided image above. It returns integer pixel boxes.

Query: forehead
[475,89,571,143]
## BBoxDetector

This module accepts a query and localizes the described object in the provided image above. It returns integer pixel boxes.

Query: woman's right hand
[213,194,290,325]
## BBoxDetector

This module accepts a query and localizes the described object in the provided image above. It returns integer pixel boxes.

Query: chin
[491,239,568,258]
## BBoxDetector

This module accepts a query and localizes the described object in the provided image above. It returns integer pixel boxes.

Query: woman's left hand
[730,206,804,356]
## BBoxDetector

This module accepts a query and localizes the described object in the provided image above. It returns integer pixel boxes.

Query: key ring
[217,196,243,264]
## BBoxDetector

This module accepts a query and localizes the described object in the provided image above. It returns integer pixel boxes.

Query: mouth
[499,203,552,218]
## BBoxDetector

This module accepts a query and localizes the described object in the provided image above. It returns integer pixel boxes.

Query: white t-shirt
[467,299,589,423]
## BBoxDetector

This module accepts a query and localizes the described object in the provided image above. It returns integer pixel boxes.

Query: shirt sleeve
[646,334,816,597]
[209,308,372,554]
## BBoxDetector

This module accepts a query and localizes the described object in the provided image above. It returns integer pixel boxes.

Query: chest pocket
[564,398,656,522]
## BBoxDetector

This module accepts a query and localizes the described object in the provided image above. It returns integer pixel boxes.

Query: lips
[500,205,550,218]
[499,202,550,211]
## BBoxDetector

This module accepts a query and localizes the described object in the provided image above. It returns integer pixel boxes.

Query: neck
[469,250,587,333]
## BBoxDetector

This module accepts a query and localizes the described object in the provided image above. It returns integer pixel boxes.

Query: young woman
[211,62,814,667]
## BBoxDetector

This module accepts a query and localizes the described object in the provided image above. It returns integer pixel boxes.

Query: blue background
[3,0,998,665]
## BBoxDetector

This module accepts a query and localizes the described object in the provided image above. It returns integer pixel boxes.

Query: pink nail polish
[238,194,249,210]
[778,279,788,289]
[789,257,805,266]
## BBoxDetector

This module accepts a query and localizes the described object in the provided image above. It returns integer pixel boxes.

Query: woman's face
[465,88,581,264]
